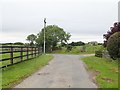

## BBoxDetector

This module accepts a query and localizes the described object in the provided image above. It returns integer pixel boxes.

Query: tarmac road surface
[14,54,97,88]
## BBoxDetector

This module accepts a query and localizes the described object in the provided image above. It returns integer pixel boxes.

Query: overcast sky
[0,0,119,43]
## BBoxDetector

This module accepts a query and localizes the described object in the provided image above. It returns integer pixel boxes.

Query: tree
[103,22,120,59]
[2,43,13,46]
[26,34,37,46]
[107,32,120,59]
[103,22,120,47]
[36,25,71,52]
[69,41,85,46]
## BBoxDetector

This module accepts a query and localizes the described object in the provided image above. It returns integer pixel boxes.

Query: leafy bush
[66,45,73,52]
[107,32,120,59]
[103,22,120,47]
[69,41,85,46]
[95,50,103,57]
[52,46,62,51]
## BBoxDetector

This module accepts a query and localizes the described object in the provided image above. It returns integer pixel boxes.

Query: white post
[44,18,46,54]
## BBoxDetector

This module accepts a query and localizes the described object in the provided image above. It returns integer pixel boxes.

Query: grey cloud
[1,0,118,43]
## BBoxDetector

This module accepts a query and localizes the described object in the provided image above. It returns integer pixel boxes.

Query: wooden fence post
[38,47,40,55]
[20,47,23,61]
[32,47,33,58]
[10,47,13,64]
[27,47,29,60]
[35,47,36,57]
[38,47,39,55]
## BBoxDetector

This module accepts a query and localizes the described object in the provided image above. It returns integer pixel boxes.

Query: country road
[14,54,97,88]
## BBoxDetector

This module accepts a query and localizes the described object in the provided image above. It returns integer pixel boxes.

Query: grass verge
[81,56,118,88]
[2,54,53,88]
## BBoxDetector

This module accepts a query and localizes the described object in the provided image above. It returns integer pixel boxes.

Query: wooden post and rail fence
[0,46,42,69]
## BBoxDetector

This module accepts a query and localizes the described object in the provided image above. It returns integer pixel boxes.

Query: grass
[52,45,102,54]
[2,54,53,88]
[81,56,118,88]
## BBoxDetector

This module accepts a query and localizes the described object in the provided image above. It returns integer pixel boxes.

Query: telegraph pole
[44,18,46,54]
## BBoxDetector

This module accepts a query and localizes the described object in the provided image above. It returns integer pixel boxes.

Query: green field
[81,56,118,88]
[2,54,53,88]
[52,45,102,54]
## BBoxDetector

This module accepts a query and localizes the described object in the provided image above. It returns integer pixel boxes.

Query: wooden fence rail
[0,46,42,69]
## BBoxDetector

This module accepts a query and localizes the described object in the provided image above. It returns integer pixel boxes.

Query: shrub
[95,50,103,57]
[69,41,85,46]
[66,45,73,52]
[103,22,120,47]
[107,32,120,60]
[52,46,62,51]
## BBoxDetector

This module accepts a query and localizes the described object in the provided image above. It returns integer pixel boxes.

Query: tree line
[26,25,87,52]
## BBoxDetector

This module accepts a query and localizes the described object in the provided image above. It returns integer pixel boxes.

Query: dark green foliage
[36,25,71,52]
[66,45,73,52]
[107,32,120,60]
[14,42,24,45]
[2,43,13,46]
[26,34,37,46]
[53,46,62,51]
[95,50,103,58]
[61,42,67,47]
[103,22,120,47]
[98,43,103,45]
[69,41,85,46]
[1,42,24,46]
